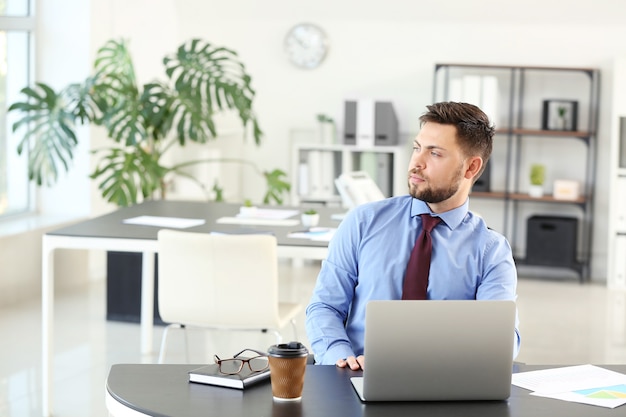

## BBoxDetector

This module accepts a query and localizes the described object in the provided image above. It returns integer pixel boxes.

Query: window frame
[0,2,36,219]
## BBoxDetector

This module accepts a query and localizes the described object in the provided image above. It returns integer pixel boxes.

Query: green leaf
[212,181,224,202]
[9,82,79,186]
[92,39,147,146]
[263,169,291,205]
[90,147,168,206]
[163,38,262,145]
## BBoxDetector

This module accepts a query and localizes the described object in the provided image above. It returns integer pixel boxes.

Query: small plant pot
[301,213,320,228]
[528,185,544,198]
[239,206,258,217]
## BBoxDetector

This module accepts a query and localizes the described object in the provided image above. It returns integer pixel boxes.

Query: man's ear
[465,157,483,180]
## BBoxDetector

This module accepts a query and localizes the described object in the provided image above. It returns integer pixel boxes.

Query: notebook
[350,299,516,402]
[188,363,270,389]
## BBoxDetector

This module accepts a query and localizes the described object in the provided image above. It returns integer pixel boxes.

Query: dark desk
[47,200,339,248]
[106,364,626,417]
[42,200,342,417]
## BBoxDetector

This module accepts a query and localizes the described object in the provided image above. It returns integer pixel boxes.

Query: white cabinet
[290,129,410,206]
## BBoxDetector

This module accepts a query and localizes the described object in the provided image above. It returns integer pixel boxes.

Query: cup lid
[268,341,309,358]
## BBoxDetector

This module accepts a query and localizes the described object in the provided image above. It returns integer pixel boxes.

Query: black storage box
[525,216,578,268]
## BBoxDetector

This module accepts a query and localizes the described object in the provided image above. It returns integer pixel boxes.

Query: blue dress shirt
[305,195,520,365]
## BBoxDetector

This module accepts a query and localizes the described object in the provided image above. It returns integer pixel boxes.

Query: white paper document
[236,208,299,220]
[123,216,205,229]
[512,364,626,408]
[287,227,337,242]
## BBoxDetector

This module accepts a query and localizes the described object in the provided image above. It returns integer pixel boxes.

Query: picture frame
[541,99,578,131]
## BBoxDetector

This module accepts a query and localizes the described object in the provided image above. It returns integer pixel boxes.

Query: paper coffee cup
[267,342,308,401]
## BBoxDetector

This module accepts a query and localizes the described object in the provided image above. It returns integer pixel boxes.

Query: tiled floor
[1,260,625,417]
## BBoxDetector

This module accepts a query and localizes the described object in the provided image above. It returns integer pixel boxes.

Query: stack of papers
[217,208,300,227]
[512,364,626,408]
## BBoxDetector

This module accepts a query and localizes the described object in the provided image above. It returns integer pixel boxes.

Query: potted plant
[8,38,290,207]
[529,164,546,198]
[301,208,320,228]
[316,113,336,144]
[557,106,568,130]
[239,198,258,217]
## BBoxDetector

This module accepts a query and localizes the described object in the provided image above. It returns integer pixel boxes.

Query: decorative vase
[301,213,320,228]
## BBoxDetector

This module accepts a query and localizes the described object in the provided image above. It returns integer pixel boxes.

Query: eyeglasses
[214,348,269,375]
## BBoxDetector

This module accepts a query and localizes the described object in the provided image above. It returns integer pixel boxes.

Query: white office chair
[156,229,303,363]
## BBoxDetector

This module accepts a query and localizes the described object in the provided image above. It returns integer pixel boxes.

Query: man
[305,102,520,370]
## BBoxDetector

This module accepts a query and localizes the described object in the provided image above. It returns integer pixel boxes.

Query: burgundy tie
[402,214,442,300]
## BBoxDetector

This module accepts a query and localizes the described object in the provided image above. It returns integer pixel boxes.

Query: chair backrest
[157,230,280,329]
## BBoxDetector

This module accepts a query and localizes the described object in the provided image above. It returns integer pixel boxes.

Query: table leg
[41,236,54,417]
[140,251,155,355]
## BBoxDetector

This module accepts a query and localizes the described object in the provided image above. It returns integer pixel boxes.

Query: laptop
[350,300,516,402]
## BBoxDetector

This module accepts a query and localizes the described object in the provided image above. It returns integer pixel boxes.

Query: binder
[356,99,375,148]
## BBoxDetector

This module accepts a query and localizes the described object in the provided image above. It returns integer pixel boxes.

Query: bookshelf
[290,129,410,206]
[433,63,600,281]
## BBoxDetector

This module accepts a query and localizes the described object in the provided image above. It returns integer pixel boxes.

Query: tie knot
[420,214,441,232]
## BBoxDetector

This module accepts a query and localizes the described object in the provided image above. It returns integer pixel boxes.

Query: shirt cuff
[317,344,356,365]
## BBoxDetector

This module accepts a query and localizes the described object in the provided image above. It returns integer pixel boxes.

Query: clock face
[284,23,328,69]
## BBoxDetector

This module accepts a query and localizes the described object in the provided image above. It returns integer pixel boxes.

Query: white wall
[171,0,626,281]
[36,0,626,282]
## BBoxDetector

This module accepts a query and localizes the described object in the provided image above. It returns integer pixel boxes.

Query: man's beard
[409,165,464,204]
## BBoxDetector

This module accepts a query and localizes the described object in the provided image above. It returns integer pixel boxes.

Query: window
[0,0,34,217]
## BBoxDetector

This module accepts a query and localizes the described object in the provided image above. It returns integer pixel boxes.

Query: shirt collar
[409,197,469,229]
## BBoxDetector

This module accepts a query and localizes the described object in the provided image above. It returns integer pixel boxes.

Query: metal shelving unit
[433,63,600,281]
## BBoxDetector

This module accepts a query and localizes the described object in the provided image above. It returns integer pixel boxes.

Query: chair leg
[290,318,298,342]
[158,324,172,364]
[158,323,183,364]
[182,324,189,363]
[272,330,283,344]
[271,319,299,345]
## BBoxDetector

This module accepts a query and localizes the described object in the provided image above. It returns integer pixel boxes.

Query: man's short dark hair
[419,102,495,178]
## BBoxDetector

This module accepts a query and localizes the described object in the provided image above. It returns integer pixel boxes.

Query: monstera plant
[9,38,290,206]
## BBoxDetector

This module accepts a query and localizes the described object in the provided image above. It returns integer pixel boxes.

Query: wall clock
[284,23,329,69]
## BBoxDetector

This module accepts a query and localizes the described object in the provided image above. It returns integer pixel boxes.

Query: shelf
[471,192,586,205]
[435,62,597,74]
[293,143,404,154]
[290,139,409,206]
[514,257,584,275]
[508,193,586,204]
[495,129,593,138]
[470,191,506,199]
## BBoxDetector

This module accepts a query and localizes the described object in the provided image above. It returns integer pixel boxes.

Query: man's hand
[336,355,365,370]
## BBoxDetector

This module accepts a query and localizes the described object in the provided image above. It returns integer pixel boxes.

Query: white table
[41,200,334,417]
